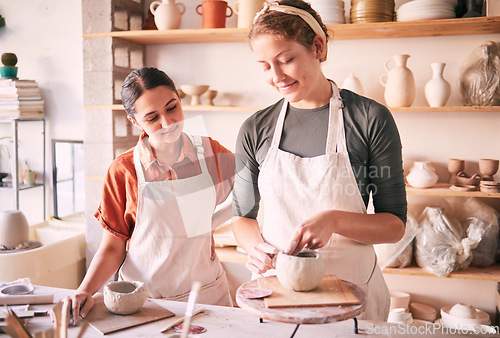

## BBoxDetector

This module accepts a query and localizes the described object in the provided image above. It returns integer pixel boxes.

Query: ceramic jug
[380,54,415,107]
[234,0,266,28]
[425,62,451,107]
[406,161,439,189]
[341,72,364,96]
[196,0,233,29]
[150,0,186,30]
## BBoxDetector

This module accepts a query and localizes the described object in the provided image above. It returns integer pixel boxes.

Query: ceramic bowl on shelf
[440,303,490,328]
[387,307,413,324]
[180,85,210,105]
[202,89,218,106]
[409,302,437,322]
[390,290,410,310]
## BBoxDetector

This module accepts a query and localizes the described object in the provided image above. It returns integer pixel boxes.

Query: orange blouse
[94,132,235,241]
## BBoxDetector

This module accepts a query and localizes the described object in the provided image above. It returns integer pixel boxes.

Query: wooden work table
[0,285,495,337]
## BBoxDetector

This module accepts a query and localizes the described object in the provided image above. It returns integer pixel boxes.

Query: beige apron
[258,83,389,321]
[119,135,232,307]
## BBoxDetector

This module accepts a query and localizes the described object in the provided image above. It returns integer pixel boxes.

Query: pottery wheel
[235,278,367,325]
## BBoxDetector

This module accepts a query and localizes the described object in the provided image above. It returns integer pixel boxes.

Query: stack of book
[0,79,44,118]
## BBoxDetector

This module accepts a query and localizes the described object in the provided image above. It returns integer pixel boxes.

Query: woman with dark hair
[66,67,235,322]
[232,0,407,320]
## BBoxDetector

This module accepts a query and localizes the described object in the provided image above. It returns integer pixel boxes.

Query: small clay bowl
[479,159,499,176]
[276,250,325,292]
[104,281,146,315]
[455,173,481,186]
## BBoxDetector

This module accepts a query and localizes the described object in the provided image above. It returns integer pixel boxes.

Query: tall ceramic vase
[425,62,451,107]
[380,54,415,107]
[150,0,186,30]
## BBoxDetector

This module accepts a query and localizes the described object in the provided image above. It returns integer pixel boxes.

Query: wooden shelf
[82,16,500,44]
[383,264,500,282]
[392,106,500,112]
[407,183,500,198]
[84,104,259,112]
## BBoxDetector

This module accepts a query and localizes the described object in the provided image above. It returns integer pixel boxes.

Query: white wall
[0,0,84,224]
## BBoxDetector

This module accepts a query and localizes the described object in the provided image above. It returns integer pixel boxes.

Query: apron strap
[133,147,146,183]
[269,100,288,151]
[188,134,210,175]
[327,81,348,155]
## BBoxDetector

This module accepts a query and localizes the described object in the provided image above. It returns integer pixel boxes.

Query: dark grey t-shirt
[232,89,407,225]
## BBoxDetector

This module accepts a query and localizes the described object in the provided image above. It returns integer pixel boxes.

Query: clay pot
[202,90,218,106]
[479,158,499,181]
[380,54,415,107]
[425,62,451,107]
[150,0,186,30]
[341,72,364,96]
[234,0,266,28]
[406,161,438,189]
[448,159,465,184]
[104,281,147,315]
[455,171,481,186]
[196,0,233,29]
[276,250,325,291]
[0,210,29,250]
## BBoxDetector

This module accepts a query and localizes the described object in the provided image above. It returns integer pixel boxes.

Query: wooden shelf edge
[84,104,259,112]
[392,106,500,112]
[82,17,500,44]
[406,183,500,198]
[383,264,500,282]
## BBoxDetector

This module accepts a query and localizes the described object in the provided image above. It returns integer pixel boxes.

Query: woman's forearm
[231,216,264,252]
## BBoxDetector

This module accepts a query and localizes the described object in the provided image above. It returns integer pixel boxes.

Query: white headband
[253,3,328,61]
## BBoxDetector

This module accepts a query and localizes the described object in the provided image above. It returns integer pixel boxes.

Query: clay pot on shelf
[380,54,415,107]
[196,0,233,29]
[406,161,438,188]
[425,62,451,107]
[479,158,499,181]
[448,159,465,185]
[150,0,186,30]
[202,90,218,106]
[455,171,481,186]
[180,84,209,105]
[234,0,266,28]
[341,72,364,96]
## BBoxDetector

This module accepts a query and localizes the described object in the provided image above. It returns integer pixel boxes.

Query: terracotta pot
[276,250,324,291]
[196,0,233,29]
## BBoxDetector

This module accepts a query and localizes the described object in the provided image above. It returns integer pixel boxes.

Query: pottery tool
[180,281,201,338]
[159,307,206,333]
[3,306,32,338]
[0,293,54,305]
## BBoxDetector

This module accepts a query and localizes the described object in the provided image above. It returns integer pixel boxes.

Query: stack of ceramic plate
[480,180,500,193]
[350,0,395,23]
[396,0,457,22]
[440,303,491,331]
[309,0,345,24]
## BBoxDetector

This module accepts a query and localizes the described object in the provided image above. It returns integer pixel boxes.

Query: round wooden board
[235,278,367,325]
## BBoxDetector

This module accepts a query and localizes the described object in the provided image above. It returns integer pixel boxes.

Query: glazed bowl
[104,280,147,315]
[0,210,29,249]
[276,250,325,291]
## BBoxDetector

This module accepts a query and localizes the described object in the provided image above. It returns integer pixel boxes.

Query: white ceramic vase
[406,161,439,189]
[341,72,364,96]
[425,62,451,107]
[150,0,186,30]
[380,54,415,107]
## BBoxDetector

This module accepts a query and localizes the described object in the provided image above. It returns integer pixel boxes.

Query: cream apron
[119,135,232,306]
[258,83,390,321]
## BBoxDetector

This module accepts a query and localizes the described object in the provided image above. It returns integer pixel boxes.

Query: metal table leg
[353,317,359,334]
[290,324,300,338]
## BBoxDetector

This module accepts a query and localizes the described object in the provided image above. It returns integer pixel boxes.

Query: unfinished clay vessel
[0,210,29,250]
[448,159,465,185]
[276,250,324,291]
[479,159,499,181]
[104,281,146,315]
[455,171,481,186]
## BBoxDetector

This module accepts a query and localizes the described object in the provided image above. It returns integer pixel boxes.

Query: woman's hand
[246,242,279,275]
[64,290,94,324]
[285,210,335,256]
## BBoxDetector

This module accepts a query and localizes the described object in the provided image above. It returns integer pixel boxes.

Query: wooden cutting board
[257,275,360,308]
[84,294,175,335]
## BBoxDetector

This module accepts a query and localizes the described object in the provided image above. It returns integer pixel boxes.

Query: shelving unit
[83,16,500,43]
[84,104,261,112]
[407,182,500,198]
[0,117,46,219]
